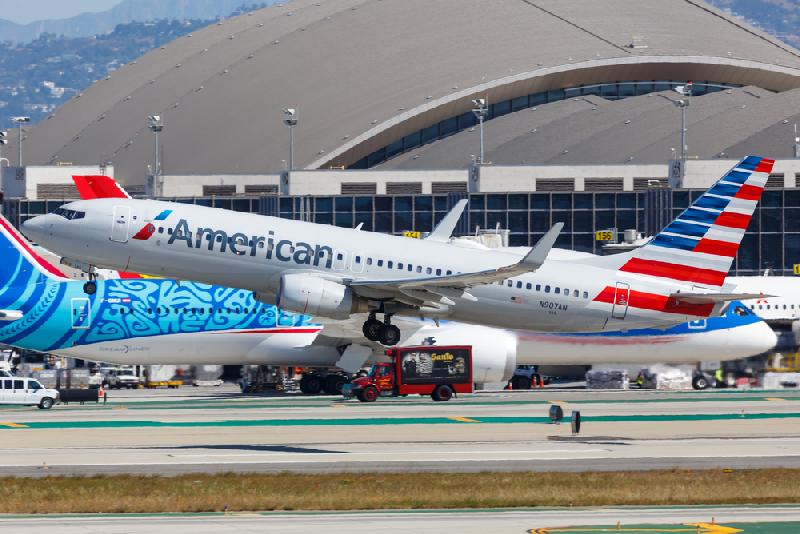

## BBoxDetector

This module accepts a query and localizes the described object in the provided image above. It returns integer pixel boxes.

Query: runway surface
[1,506,799,533]
[2,388,800,476]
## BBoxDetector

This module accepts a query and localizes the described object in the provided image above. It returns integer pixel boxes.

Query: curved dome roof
[19,0,800,182]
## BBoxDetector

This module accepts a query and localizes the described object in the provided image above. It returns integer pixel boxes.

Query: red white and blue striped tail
[620,155,773,288]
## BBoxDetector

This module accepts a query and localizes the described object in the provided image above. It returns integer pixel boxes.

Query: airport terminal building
[4,0,800,275]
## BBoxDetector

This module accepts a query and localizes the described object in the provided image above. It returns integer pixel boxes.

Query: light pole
[0,131,7,165]
[11,117,30,167]
[283,108,298,170]
[673,82,692,183]
[471,98,488,164]
[148,115,163,196]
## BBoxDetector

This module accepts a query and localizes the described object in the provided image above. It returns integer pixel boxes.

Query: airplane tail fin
[585,155,772,289]
[0,214,67,286]
[72,175,130,199]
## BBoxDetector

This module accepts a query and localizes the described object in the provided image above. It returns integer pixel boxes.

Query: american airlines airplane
[22,156,773,345]
[0,214,777,385]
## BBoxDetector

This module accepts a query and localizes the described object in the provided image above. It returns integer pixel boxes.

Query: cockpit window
[733,305,749,316]
[54,207,86,220]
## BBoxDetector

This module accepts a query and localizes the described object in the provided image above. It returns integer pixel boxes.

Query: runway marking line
[449,417,481,423]
[766,398,785,402]
[0,422,27,428]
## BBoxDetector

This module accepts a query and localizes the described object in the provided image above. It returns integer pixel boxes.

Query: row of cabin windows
[750,304,798,310]
[160,226,457,276]
[499,279,590,300]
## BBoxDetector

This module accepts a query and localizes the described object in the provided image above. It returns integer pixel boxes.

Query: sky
[0,0,122,24]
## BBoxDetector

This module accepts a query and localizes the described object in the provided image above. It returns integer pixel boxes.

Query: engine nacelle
[403,322,517,383]
[277,273,354,319]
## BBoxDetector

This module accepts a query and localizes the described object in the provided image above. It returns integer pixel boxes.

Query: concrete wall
[159,174,282,197]
[2,165,114,199]
[479,164,667,192]
[287,170,469,195]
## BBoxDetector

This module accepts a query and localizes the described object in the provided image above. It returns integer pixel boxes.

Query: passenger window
[426,267,432,274]
[168,228,173,234]
[545,285,551,293]
[337,253,344,260]
[583,291,589,299]
[377,260,384,267]
[30,381,41,391]
[436,269,441,276]
[507,280,512,287]
[564,288,569,296]
[447,270,452,275]
[388,261,393,268]
[526,283,532,290]
[573,290,579,297]
[13,380,23,390]
[555,288,560,294]
[356,256,362,264]
[158,227,164,234]
[516,282,522,289]
[367,258,373,266]
[398,263,404,269]
[408,264,413,272]
[536,284,541,291]
[417,266,423,273]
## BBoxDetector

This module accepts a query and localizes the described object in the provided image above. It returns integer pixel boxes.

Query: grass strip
[1,469,799,514]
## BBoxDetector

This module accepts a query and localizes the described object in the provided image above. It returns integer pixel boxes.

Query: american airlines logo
[166,218,335,268]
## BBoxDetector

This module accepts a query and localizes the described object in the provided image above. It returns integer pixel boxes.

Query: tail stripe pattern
[619,155,773,288]
[0,216,66,280]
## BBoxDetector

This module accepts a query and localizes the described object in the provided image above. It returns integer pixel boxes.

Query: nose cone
[22,215,52,245]
[754,322,779,354]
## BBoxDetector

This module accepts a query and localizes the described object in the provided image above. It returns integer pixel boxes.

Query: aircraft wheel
[324,374,346,395]
[83,281,97,295]
[362,319,383,341]
[379,325,401,346]
[301,374,323,395]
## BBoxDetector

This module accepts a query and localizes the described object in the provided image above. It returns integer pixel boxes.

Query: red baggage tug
[348,345,473,402]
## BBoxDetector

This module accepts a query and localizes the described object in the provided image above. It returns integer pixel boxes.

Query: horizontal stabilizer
[669,292,773,305]
[0,310,23,321]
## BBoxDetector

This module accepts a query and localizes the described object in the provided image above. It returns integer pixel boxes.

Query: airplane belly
[58,332,270,365]
[515,321,776,365]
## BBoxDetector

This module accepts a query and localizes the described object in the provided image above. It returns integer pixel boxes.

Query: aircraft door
[110,205,131,243]
[350,253,365,273]
[611,282,630,319]
[333,250,348,271]
[71,298,91,330]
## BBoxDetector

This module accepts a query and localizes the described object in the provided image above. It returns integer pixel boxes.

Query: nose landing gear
[362,312,401,346]
[82,269,98,295]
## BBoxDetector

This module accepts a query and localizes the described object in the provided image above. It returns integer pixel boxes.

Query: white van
[0,376,59,409]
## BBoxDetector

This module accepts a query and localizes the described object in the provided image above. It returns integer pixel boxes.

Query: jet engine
[276,273,357,319]
[403,322,518,383]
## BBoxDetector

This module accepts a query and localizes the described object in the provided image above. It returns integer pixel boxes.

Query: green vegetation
[1,470,799,513]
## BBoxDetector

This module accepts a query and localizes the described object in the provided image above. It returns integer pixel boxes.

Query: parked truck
[346,345,473,402]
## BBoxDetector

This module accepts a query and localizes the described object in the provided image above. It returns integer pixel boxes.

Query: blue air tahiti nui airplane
[0,214,776,383]
[22,156,773,346]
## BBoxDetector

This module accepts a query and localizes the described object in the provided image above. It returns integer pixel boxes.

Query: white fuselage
[24,198,712,333]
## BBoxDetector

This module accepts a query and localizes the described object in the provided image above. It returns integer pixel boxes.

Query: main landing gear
[362,312,401,346]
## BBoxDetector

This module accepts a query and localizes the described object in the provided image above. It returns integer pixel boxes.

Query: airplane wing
[669,292,775,304]
[349,223,562,302]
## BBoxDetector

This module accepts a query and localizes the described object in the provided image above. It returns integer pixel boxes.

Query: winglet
[426,199,468,242]
[72,175,131,200]
[521,222,563,270]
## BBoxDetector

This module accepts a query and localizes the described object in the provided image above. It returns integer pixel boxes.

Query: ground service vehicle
[0,376,59,409]
[348,346,473,402]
